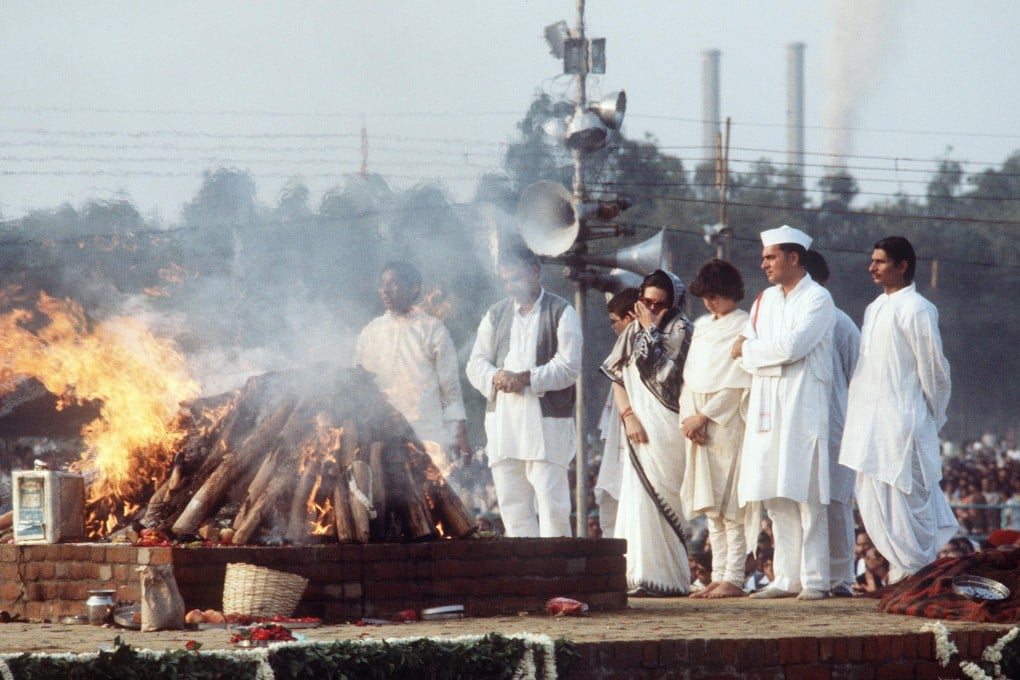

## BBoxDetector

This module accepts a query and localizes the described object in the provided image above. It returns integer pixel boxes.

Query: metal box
[13,471,86,544]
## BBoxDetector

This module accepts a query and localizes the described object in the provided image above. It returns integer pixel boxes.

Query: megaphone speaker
[517,182,579,256]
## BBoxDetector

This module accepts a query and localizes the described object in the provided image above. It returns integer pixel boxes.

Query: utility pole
[715,117,731,260]
[570,0,589,539]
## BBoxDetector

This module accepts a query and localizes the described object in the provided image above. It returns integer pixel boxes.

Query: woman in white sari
[601,270,692,596]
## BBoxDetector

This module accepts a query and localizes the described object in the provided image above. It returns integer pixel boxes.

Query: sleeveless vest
[485,291,575,418]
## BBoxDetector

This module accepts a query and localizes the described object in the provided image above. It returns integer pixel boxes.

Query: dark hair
[380,260,422,290]
[498,242,541,270]
[688,258,745,301]
[801,250,830,285]
[607,287,640,317]
[640,270,676,308]
[874,235,916,283]
[777,242,808,266]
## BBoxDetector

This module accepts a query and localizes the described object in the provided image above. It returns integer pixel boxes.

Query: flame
[418,288,454,321]
[1,289,200,535]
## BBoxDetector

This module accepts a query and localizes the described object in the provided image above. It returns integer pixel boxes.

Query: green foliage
[1,635,575,680]
[5,637,258,680]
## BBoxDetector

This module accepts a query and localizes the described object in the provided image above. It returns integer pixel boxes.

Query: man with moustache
[466,243,582,537]
[839,236,956,582]
[732,225,835,601]
[356,261,471,464]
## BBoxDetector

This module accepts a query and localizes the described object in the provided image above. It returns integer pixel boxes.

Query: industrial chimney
[786,42,805,179]
[702,49,721,163]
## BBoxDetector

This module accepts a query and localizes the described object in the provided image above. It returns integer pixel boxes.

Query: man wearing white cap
[732,225,836,600]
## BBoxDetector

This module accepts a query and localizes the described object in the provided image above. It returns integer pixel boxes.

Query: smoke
[822,0,907,159]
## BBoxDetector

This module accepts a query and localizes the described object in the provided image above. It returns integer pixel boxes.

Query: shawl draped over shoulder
[601,270,692,412]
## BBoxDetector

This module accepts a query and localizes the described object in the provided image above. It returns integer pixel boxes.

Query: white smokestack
[786,42,806,179]
[702,49,721,163]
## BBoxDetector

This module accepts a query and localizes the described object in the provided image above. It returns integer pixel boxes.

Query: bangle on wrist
[620,407,634,419]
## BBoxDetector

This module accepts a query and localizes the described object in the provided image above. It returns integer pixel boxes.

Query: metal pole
[571,0,588,538]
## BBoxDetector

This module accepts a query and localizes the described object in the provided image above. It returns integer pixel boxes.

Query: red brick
[706,638,738,666]
[818,636,834,661]
[778,638,795,663]
[913,661,943,680]
[846,636,863,662]
[736,638,766,668]
[641,640,660,668]
[0,582,24,602]
[888,634,904,662]
[786,666,831,680]
[59,581,89,601]
[831,636,848,662]
[875,663,914,680]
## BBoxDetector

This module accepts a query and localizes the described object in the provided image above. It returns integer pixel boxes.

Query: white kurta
[839,283,956,580]
[738,275,835,593]
[679,309,751,588]
[738,276,835,505]
[595,389,624,538]
[827,307,860,591]
[615,356,690,595]
[828,309,860,504]
[465,290,582,468]
[355,309,466,449]
[465,290,582,537]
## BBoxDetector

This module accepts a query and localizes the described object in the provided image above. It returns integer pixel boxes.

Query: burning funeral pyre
[0,288,475,544]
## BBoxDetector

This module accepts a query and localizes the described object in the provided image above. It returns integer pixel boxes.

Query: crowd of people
[353,226,1013,601]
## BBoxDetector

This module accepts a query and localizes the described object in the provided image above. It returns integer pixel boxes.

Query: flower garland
[922,622,1020,680]
[0,632,566,679]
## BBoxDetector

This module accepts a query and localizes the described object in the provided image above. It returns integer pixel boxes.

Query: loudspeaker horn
[576,228,668,275]
[517,181,579,256]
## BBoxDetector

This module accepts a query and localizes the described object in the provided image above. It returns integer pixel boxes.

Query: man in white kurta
[734,226,835,601]
[802,249,861,597]
[466,245,581,538]
[356,262,470,462]
[839,236,956,583]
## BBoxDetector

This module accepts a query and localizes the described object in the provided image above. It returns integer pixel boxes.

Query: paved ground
[0,597,1012,655]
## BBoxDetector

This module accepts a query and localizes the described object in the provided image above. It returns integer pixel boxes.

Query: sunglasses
[640,298,669,310]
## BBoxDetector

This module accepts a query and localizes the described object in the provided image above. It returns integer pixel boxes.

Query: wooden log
[429,479,477,539]
[347,460,373,543]
[0,510,12,533]
[168,396,297,534]
[402,458,438,541]
[331,475,356,543]
[368,441,386,527]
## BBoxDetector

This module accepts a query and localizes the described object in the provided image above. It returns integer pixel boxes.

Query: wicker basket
[221,562,308,618]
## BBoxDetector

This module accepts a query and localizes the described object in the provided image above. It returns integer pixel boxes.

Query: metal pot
[86,589,116,626]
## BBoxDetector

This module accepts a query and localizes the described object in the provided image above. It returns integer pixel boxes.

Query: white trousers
[706,510,748,587]
[490,458,572,537]
[597,492,618,539]
[765,497,829,592]
[827,498,856,591]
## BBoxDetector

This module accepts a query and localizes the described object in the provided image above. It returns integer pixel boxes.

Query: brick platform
[0,537,628,622]
[567,629,1008,679]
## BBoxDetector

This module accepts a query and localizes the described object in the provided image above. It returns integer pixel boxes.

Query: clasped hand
[493,369,529,394]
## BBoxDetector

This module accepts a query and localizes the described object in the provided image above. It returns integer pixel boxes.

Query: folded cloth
[878,549,1020,623]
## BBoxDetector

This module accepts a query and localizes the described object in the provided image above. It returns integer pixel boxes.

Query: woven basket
[221,562,308,618]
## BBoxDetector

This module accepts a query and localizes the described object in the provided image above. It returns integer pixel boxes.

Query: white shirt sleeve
[466,311,499,401]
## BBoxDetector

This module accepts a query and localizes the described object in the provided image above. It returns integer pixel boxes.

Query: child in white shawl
[681,259,753,599]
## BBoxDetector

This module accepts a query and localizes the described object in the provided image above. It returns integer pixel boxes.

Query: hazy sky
[1,0,1017,221]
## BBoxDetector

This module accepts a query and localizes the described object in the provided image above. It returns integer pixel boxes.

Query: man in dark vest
[466,244,582,537]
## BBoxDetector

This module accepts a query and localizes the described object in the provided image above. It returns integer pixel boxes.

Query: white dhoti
[855,455,958,583]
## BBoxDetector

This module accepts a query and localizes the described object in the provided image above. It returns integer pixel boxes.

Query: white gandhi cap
[760,225,812,250]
